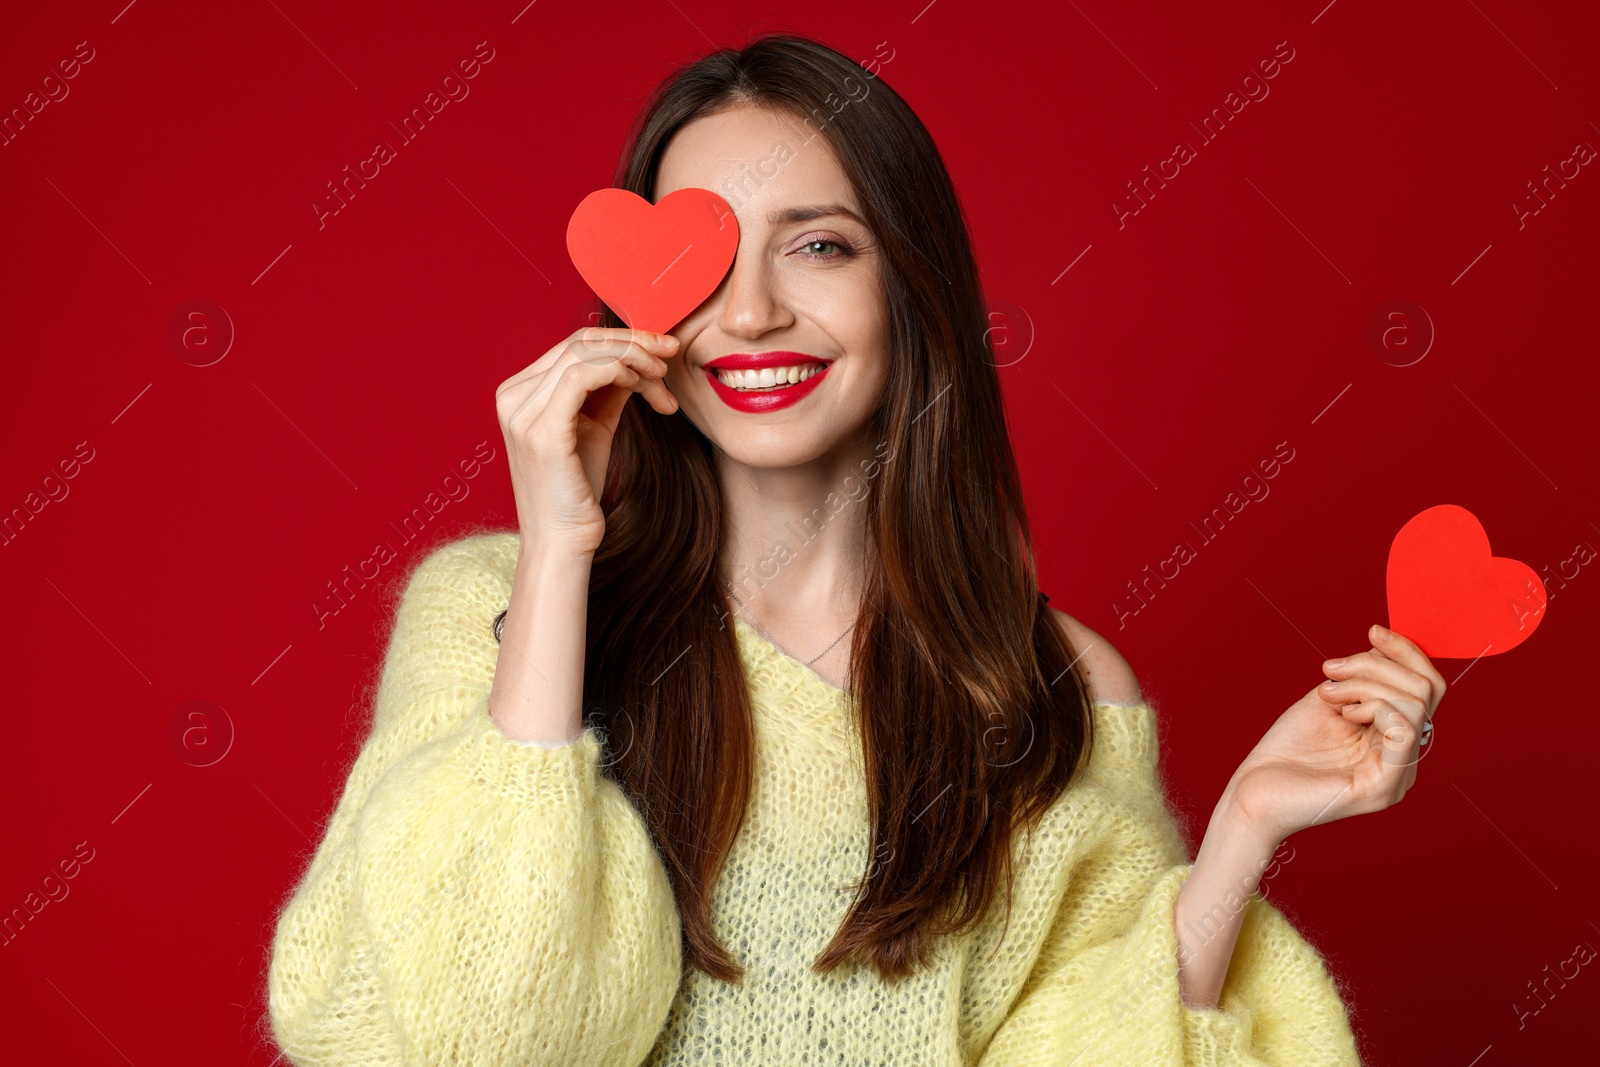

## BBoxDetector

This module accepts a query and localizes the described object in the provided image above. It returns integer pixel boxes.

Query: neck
[716,434,872,630]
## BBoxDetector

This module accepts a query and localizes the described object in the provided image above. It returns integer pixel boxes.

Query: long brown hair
[495,32,1097,984]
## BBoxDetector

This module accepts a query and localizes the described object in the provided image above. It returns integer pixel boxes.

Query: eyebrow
[765,203,867,227]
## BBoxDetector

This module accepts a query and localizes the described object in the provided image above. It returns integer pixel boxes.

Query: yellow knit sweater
[266,532,1364,1066]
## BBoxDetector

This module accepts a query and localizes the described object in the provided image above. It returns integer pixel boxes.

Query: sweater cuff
[454,694,606,807]
[1164,864,1258,1062]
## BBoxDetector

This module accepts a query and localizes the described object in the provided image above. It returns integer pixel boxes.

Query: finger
[552,358,638,440]
[576,325,680,361]
[580,352,679,417]
[584,352,677,414]
[1383,711,1425,777]
[568,335,673,375]
[1372,700,1421,769]
[499,328,677,404]
[1339,700,1377,725]
[1318,676,1428,724]
[638,375,679,415]
[539,357,658,443]
[519,343,673,420]
[1370,624,1448,706]
[574,338,678,413]
[1322,649,1433,708]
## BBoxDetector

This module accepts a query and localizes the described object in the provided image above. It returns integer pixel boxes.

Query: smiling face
[652,103,892,468]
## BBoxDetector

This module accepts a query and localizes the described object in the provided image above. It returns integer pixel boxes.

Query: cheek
[796,272,889,352]
[845,290,892,377]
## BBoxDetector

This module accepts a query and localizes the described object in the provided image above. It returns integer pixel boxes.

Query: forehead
[653,104,859,223]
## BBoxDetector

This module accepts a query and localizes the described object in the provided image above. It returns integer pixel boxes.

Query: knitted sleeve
[976,701,1364,1067]
[266,534,682,1066]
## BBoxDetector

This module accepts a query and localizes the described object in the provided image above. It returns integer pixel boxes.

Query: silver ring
[1419,719,1433,747]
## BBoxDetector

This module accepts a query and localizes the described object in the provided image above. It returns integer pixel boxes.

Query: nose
[714,243,794,339]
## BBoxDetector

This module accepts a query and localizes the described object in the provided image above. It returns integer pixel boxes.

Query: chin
[716,433,833,471]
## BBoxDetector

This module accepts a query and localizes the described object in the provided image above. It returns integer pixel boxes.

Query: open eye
[793,234,854,261]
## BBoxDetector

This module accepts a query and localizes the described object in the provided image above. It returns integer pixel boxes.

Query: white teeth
[713,364,824,390]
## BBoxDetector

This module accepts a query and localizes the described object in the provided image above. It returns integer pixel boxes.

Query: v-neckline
[733,615,853,702]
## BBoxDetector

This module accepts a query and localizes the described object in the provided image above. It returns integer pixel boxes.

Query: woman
[265,33,1442,1066]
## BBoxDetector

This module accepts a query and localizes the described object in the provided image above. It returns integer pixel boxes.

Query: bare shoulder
[1048,607,1145,707]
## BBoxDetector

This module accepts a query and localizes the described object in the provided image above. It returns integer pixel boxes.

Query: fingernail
[1325,658,1345,670]
[1371,623,1391,640]
[1321,679,1339,690]
[656,333,680,349]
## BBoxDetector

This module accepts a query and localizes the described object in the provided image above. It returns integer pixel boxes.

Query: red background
[3,1,1596,1063]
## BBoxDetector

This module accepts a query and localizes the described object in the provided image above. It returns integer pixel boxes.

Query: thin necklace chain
[725,586,856,667]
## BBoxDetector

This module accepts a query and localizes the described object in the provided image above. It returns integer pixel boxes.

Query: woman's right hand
[495,325,680,556]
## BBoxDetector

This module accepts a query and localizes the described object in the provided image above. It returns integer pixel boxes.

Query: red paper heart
[565,187,739,335]
[1386,504,1547,658]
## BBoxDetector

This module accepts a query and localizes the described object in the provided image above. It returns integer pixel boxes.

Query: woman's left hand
[1222,623,1448,844]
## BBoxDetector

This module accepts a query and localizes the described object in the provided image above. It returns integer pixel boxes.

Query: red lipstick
[702,350,832,413]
